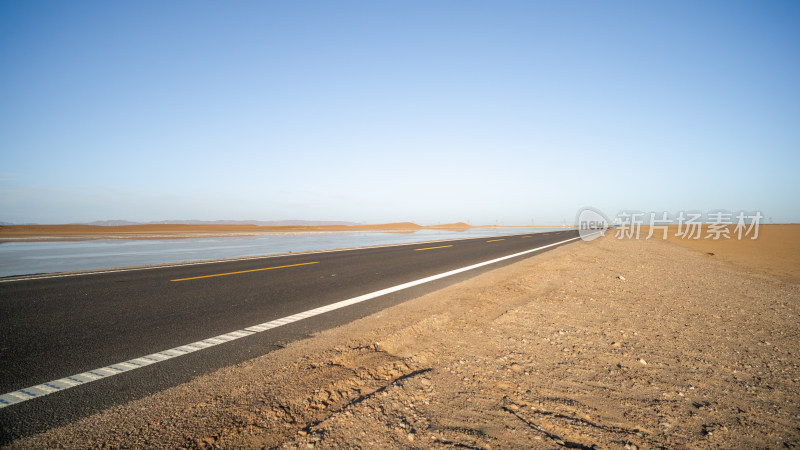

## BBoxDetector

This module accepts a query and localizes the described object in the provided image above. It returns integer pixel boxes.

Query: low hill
[426,222,471,229]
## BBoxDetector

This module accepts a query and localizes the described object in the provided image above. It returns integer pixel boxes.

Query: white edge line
[0,229,577,283]
[0,235,584,408]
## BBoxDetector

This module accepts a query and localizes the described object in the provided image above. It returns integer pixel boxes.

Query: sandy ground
[7,227,800,449]
[662,224,800,282]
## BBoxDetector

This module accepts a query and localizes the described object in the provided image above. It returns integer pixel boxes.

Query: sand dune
[425,222,471,229]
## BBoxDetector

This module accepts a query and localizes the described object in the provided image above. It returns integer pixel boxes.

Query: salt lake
[0,227,567,278]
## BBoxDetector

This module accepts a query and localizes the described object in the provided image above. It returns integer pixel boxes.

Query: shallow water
[0,228,566,277]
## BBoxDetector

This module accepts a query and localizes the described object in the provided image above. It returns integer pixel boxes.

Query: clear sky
[1,1,798,225]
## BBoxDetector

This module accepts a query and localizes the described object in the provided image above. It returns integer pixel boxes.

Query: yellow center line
[414,245,453,251]
[171,261,319,282]
[521,236,532,238]
[486,239,505,243]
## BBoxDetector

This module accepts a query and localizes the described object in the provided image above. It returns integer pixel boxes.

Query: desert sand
[7,226,800,448]
[662,224,800,282]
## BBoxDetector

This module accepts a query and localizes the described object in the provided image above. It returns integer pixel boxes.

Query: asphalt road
[0,229,580,442]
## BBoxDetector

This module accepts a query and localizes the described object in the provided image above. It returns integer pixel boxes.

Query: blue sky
[1,1,798,225]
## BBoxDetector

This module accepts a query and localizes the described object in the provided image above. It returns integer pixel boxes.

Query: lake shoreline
[0,223,573,243]
[0,228,567,279]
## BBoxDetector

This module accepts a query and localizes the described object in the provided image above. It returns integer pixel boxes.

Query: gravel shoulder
[8,232,800,449]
